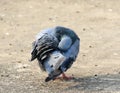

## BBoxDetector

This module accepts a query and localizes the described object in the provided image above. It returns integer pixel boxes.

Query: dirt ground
[0,0,120,93]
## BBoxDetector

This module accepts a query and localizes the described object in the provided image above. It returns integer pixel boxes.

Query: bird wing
[30,33,59,61]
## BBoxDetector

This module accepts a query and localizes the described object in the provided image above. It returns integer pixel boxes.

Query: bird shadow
[65,74,120,91]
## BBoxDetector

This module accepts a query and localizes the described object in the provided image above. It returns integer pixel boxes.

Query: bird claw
[54,73,74,81]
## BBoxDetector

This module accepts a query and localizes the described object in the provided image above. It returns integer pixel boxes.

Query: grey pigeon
[30,26,80,82]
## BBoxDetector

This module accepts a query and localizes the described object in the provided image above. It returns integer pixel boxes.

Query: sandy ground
[0,0,120,93]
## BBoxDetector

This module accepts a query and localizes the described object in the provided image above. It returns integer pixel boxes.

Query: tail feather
[30,48,37,61]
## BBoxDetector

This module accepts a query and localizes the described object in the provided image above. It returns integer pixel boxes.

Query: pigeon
[30,26,80,82]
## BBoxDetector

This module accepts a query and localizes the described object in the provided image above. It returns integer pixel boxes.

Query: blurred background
[0,0,120,93]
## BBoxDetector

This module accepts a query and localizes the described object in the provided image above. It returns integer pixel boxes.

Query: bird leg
[61,73,73,80]
[54,73,74,80]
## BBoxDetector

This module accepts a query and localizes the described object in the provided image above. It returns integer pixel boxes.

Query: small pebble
[20,49,24,52]
[6,74,9,77]
[2,37,5,39]
[1,14,5,17]
[9,43,12,46]
[16,24,20,26]
[89,45,92,48]
[113,53,118,56]
[1,75,4,77]
[76,11,80,13]
[95,64,98,67]
[108,8,113,12]
[48,7,53,9]
[29,86,33,88]
[94,74,97,76]
[3,8,7,11]
[23,66,26,68]
[29,5,33,9]
[83,28,86,31]
[0,17,3,21]
[49,18,52,20]
[9,53,12,55]
[18,14,23,18]
[5,32,9,35]
[82,54,86,57]
[1,74,9,77]
[17,61,22,63]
